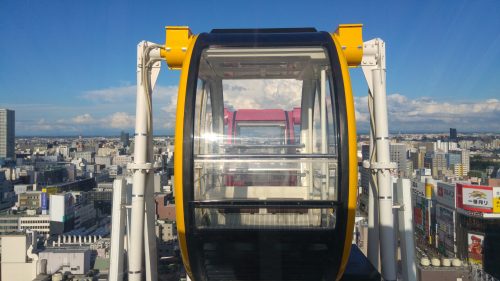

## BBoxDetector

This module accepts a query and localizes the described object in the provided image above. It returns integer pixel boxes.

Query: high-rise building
[435,140,449,153]
[447,151,462,168]
[453,163,466,177]
[0,109,15,159]
[461,149,470,176]
[57,145,69,159]
[434,152,448,178]
[390,143,408,177]
[425,151,447,178]
[410,149,426,170]
[450,128,457,141]
[120,130,130,147]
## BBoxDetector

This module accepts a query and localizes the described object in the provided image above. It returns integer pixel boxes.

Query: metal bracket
[127,162,153,172]
[363,160,397,172]
[361,38,386,69]
[360,38,386,95]
[393,204,404,210]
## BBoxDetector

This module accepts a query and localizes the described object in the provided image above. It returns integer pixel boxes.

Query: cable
[368,89,378,193]
[142,43,165,125]
[140,43,165,162]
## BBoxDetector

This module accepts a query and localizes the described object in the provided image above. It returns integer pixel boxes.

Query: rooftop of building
[41,246,91,253]
[32,274,51,281]
[0,232,28,237]
[0,209,48,218]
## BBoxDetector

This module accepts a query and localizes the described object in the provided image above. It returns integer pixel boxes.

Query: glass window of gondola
[192,46,339,229]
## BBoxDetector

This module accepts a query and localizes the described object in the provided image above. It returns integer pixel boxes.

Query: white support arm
[361,38,398,281]
[128,40,163,281]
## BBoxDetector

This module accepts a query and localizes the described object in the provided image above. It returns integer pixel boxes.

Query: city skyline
[1,0,500,135]
[3,113,498,280]
[1,3,499,278]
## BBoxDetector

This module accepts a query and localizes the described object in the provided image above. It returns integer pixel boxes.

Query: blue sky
[1,0,499,135]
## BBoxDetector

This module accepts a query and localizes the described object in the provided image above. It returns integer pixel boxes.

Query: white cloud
[16,118,78,133]
[160,80,303,130]
[13,83,500,135]
[155,85,179,100]
[21,112,136,133]
[161,83,499,133]
[160,90,178,130]
[77,84,180,132]
[69,112,136,129]
[223,79,302,110]
[71,113,94,124]
[104,112,135,129]
[354,96,369,122]
[82,85,136,103]
[355,94,500,132]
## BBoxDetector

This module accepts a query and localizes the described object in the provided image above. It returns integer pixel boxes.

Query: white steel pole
[361,39,397,280]
[128,41,150,281]
[372,63,397,281]
[109,178,126,281]
[128,41,163,281]
[144,54,161,281]
[144,166,158,281]
[396,178,417,281]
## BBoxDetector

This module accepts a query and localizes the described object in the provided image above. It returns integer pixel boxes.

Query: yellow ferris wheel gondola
[168,26,359,281]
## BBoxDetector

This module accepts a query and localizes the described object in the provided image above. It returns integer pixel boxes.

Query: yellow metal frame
[170,24,362,281]
[173,34,198,278]
[332,31,359,280]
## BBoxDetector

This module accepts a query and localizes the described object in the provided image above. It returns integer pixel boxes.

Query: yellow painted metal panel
[333,24,363,67]
[332,32,359,281]
[161,26,193,70]
[174,34,198,278]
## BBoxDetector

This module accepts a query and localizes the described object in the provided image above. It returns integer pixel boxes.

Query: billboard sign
[42,187,60,195]
[467,233,484,265]
[436,182,456,208]
[436,203,456,257]
[457,184,493,213]
[437,229,456,257]
[49,194,69,222]
[41,192,48,211]
[493,187,500,213]
[414,206,424,231]
[424,203,432,241]
[436,204,455,227]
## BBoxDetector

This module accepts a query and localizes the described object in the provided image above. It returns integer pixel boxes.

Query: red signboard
[414,207,423,230]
